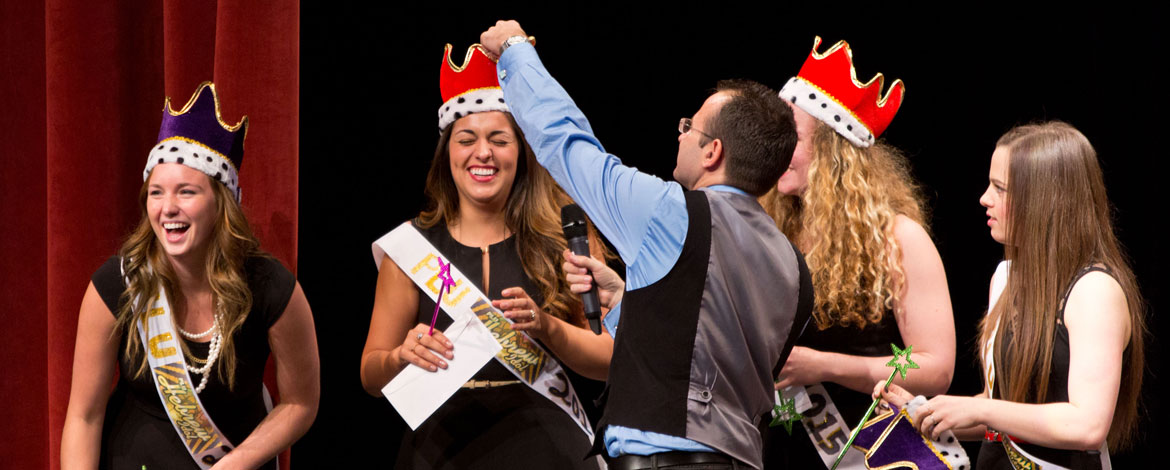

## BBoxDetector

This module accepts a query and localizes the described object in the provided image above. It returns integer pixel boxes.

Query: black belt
[607,451,742,470]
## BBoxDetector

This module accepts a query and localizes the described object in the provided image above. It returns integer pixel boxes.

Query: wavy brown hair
[762,123,926,329]
[417,112,605,326]
[114,173,263,390]
[979,122,1144,451]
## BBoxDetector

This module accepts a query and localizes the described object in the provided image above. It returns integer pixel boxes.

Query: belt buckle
[461,379,520,390]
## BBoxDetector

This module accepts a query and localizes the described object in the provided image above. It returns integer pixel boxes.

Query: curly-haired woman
[760,37,955,469]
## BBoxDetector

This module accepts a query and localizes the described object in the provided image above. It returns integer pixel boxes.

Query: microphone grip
[567,236,603,334]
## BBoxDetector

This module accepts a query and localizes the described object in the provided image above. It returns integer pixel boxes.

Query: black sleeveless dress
[762,310,903,469]
[391,222,601,470]
[91,255,295,470]
[976,266,1115,469]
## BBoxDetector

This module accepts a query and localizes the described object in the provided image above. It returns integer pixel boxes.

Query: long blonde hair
[979,122,1144,450]
[114,174,263,390]
[762,123,926,329]
[417,112,603,326]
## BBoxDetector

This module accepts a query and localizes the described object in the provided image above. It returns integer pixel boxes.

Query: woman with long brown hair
[60,82,319,470]
[359,44,610,469]
[881,121,1145,468]
[760,37,956,469]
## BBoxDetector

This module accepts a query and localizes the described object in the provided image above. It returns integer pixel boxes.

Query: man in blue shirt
[482,21,805,469]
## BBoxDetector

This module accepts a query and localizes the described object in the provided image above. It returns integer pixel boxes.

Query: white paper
[383,314,503,430]
[779,385,813,413]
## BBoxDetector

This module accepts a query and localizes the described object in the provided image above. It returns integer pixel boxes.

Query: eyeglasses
[679,118,716,141]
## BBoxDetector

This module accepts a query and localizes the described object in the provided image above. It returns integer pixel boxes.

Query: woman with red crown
[60,82,320,469]
[359,43,611,469]
[881,121,1145,469]
[758,37,959,469]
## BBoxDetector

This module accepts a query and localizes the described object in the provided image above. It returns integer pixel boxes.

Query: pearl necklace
[177,321,216,339]
[181,315,222,394]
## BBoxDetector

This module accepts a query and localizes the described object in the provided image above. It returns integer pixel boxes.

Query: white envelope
[382,315,503,430]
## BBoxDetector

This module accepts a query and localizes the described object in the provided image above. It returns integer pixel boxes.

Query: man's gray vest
[592,189,807,469]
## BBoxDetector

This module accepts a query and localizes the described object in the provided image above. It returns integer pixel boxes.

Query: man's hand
[562,249,625,310]
[480,20,527,58]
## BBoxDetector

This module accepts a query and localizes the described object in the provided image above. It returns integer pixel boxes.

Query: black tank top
[800,310,903,421]
[412,221,545,381]
[977,265,1114,469]
[91,254,295,470]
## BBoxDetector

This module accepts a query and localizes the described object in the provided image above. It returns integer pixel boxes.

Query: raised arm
[212,282,319,469]
[61,282,119,470]
[778,215,955,396]
[482,21,684,272]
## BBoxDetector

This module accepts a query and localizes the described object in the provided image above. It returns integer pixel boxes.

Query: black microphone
[561,204,603,335]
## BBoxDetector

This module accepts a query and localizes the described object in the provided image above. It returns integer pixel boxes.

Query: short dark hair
[704,79,796,196]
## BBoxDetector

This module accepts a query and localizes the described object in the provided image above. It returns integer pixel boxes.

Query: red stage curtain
[0,2,299,469]
[0,1,50,468]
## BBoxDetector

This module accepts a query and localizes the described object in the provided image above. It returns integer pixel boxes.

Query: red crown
[780,37,905,147]
[437,44,509,131]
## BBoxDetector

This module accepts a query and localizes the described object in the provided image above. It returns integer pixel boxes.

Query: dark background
[296,5,1166,467]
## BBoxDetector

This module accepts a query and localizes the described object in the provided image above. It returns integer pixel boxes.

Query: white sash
[373,222,594,440]
[136,287,235,468]
[779,384,867,469]
[984,260,1011,399]
[779,384,970,469]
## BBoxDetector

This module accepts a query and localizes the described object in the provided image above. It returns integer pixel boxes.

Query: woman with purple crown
[880,122,1145,469]
[61,82,320,470]
[358,43,611,469]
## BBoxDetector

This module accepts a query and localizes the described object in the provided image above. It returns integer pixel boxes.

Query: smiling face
[980,146,1011,244]
[776,101,817,196]
[447,111,520,213]
[147,163,218,265]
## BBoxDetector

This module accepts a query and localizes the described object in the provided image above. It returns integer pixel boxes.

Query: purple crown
[144,82,249,200]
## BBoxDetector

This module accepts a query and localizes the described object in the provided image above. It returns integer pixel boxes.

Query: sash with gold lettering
[780,383,970,469]
[136,287,235,468]
[373,222,594,440]
[779,384,867,469]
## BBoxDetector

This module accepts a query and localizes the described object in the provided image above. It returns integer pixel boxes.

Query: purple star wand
[428,257,457,335]
[830,343,918,470]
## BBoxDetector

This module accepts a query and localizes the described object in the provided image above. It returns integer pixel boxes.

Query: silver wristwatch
[499,35,528,55]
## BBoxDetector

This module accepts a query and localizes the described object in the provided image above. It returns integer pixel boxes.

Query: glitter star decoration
[770,396,804,434]
[428,256,459,335]
[436,257,456,293]
[885,344,919,381]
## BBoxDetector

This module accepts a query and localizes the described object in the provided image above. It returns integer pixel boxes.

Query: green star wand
[829,344,918,470]
[769,394,803,434]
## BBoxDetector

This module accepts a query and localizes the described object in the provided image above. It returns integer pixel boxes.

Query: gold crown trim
[163,81,250,142]
[444,86,504,103]
[798,78,871,135]
[444,43,496,71]
[157,136,240,173]
[807,36,906,108]
[861,408,955,470]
